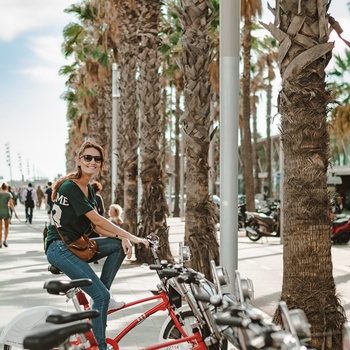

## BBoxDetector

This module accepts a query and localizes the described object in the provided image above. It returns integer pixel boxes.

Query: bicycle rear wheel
[160,310,228,350]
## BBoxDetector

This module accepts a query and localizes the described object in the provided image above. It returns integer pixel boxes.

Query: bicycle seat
[23,321,92,350]
[48,264,63,275]
[44,278,92,295]
[46,309,100,324]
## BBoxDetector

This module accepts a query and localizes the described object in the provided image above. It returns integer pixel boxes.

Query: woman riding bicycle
[45,139,149,350]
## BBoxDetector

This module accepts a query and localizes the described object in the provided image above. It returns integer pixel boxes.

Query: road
[236,233,350,319]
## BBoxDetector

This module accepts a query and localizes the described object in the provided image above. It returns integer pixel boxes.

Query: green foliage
[327,49,350,104]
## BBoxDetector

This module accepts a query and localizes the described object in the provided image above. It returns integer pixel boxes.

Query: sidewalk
[0,204,236,349]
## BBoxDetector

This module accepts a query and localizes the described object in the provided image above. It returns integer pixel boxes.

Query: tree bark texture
[262,1,346,348]
[115,0,140,235]
[176,0,219,279]
[137,0,172,263]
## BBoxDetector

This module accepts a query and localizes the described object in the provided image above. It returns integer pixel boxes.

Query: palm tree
[241,0,262,211]
[261,2,346,348]
[328,50,350,166]
[137,0,173,263]
[61,0,117,205]
[176,0,219,279]
[113,0,140,235]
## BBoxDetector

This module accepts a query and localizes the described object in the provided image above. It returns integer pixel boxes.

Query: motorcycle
[331,214,350,244]
[245,206,280,242]
[238,203,246,229]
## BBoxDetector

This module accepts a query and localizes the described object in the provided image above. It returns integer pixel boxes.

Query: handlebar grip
[215,316,246,327]
[161,268,180,277]
[194,292,211,303]
[149,264,163,270]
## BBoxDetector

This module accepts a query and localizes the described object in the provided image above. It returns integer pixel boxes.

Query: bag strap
[53,222,67,244]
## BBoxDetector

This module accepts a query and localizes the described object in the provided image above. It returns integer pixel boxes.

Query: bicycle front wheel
[160,310,228,350]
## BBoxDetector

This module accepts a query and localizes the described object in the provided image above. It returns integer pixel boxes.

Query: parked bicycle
[0,235,202,350]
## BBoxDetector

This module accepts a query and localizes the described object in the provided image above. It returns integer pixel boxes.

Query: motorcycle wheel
[336,234,350,244]
[246,222,261,241]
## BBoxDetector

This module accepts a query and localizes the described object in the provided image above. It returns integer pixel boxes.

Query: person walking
[45,181,54,224]
[7,186,17,223]
[45,139,149,350]
[36,185,45,209]
[0,183,18,247]
[21,183,38,224]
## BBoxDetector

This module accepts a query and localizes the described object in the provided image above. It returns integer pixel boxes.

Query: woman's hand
[121,238,133,259]
[138,237,149,248]
[129,235,149,248]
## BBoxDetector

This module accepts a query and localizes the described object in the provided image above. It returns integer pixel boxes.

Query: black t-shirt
[45,187,53,206]
[46,180,96,246]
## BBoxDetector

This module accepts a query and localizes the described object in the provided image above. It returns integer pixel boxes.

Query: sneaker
[3,241,8,247]
[89,297,125,310]
[108,298,125,310]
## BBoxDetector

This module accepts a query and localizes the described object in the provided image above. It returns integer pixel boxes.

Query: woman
[45,140,149,350]
[0,182,18,247]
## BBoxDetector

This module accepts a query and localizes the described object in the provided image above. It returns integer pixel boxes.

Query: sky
[0,1,349,184]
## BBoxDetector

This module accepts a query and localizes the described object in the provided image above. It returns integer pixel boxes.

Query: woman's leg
[91,237,126,289]
[3,218,10,244]
[0,219,3,245]
[47,240,124,350]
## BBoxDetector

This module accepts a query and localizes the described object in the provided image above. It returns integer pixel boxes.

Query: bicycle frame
[73,286,195,349]
[144,328,206,350]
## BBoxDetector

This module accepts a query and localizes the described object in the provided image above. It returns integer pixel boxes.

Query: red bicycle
[0,236,200,350]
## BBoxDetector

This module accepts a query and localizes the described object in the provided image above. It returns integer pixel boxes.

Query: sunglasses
[80,155,103,163]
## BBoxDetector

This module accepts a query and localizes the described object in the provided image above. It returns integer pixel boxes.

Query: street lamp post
[220,0,241,293]
[111,63,120,203]
[5,143,12,184]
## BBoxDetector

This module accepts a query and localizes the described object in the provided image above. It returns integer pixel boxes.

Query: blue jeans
[46,237,126,350]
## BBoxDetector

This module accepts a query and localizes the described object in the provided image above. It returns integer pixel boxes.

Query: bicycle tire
[160,310,228,350]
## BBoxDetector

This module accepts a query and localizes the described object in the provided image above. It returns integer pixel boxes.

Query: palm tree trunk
[242,17,255,211]
[137,0,172,263]
[176,0,219,279]
[266,82,272,198]
[115,0,139,235]
[262,1,346,348]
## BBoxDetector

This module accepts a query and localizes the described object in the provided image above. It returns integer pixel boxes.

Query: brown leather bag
[55,223,98,261]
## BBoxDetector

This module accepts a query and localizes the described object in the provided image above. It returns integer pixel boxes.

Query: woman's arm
[85,209,149,247]
[9,197,18,218]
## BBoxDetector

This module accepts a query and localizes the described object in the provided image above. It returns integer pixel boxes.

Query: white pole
[112,63,119,203]
[220,0,240,293]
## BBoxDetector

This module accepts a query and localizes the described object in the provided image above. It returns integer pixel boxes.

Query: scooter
[245,207,280,242]
[332,214,350,244]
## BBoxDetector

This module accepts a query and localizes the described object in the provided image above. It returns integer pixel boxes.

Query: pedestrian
[108,204,124,227]
[21,183,38,224]
[36,186,45,209]
[90,181,105,264]
[7,186,17,223]
[90,181,105,217]
[0,183,18,247]
[45,139,149,350]
[45,182,54,224]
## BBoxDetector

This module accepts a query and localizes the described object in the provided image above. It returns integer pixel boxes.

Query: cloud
[0,0,72,41]
[18,35,68,83]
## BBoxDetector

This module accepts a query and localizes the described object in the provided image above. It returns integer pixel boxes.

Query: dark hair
[53,139,106,200]
[48,182,52,186]
[28,183,32,187]
[1,183,8,190]
[91,181,103,192]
